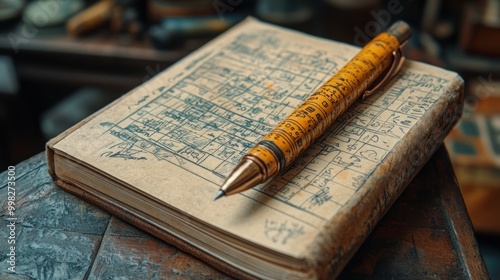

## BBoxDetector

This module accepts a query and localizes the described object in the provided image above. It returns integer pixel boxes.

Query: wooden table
[0,146,489,279]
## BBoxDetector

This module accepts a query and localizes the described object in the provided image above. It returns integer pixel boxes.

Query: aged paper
[53,17,458,259]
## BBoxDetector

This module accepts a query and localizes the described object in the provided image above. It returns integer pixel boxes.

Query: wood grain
[339,146,488,279]
[0,146,488,279]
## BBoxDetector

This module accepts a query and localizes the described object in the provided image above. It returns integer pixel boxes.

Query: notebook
[46,17,463,279]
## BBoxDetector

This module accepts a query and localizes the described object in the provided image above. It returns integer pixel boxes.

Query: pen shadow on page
[230,178,288,220]
[229,67,408,221]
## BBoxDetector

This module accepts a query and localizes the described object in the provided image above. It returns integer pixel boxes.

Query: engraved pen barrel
[217,21,410,198]
[245,21,409,181]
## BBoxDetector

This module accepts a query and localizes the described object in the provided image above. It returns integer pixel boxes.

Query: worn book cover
[46,17,463,279]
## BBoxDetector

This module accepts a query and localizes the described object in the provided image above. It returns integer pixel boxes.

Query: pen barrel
[248,32,401,180]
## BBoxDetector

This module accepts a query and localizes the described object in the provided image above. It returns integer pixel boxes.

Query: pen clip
[362,41,407,100]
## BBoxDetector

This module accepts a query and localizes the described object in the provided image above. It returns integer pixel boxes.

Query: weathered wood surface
[339,146,488,279]
[0,146,488,279]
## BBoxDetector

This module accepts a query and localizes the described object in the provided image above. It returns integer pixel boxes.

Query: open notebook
[47,17,463,279]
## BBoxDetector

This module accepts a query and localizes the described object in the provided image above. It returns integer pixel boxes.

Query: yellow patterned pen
[214,21,411,200]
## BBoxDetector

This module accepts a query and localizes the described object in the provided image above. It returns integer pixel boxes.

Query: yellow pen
[214,21,411,200]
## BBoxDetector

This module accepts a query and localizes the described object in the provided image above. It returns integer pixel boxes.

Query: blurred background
[0,0,498,277]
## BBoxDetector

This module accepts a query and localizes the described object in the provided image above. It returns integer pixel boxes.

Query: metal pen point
[213,190,225,201]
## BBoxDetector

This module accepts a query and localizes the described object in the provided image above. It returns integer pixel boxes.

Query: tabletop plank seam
[84,216,112,279]
[431,151,490,280]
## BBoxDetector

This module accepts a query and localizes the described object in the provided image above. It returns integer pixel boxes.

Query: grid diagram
[97,30,450,222]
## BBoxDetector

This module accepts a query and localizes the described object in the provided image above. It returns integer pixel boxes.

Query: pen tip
[213,190,225,201]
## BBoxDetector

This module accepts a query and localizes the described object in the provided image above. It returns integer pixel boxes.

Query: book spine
[304,75,464,279]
